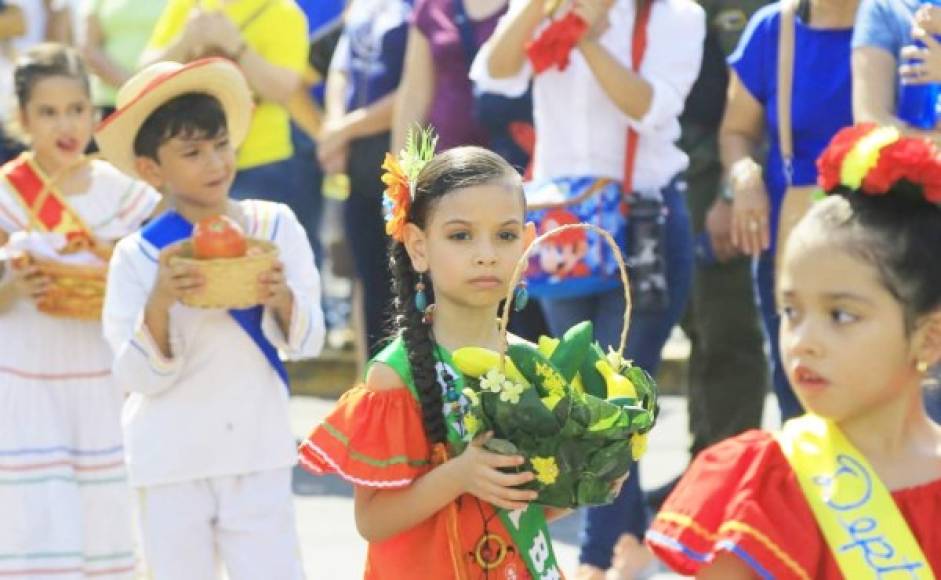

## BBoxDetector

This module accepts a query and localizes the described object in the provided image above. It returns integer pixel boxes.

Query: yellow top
[146,0,308,169]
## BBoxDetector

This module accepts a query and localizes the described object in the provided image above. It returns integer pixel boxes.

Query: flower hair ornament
[816,123,941,204]
[381,126,439,243]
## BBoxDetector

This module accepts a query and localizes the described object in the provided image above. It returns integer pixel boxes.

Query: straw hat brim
[94,59,253,179]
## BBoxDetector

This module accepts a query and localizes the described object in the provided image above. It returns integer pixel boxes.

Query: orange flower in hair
[381,153,411,242]
[381,127,439,243]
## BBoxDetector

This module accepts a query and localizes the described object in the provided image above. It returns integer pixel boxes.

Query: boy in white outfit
[97,58,324,580]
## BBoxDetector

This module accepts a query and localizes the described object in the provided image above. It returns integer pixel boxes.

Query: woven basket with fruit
[170,215,278,309]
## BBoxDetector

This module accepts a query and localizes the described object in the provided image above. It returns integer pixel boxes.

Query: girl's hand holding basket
[449,432,538,512]
[10,257,52,303]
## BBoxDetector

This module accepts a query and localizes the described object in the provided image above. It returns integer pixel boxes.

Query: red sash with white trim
[3,154,92,235]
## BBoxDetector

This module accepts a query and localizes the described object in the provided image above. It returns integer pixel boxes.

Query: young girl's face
[777,234,920,422]
[416,182,531,310]
[20,75,93,172]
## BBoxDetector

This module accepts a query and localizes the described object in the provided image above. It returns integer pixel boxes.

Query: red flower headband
[817,123,941,204]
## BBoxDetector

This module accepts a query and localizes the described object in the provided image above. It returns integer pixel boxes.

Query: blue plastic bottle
[898,0,941,129]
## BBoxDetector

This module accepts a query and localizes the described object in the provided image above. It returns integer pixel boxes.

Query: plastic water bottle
[898,0,941,128]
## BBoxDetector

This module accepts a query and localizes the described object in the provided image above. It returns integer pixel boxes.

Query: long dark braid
[390,242,447,444]
[386,146,523,445]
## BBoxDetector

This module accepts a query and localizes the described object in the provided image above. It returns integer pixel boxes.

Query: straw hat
[95,58,253,178]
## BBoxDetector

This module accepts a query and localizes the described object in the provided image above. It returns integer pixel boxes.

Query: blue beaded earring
[415,273,428,312]
[513,282,529,312]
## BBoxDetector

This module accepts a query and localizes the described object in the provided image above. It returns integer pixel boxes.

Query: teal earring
[513,282,529,312]
[415,273,428,312]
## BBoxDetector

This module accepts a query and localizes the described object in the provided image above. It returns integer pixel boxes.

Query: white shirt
[471,0,705,191]
[102,200,326,487]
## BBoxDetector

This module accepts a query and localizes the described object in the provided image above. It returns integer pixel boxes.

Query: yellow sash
[776,415,934,579]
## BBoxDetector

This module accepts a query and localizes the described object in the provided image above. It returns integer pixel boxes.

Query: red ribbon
[525,13,589,74]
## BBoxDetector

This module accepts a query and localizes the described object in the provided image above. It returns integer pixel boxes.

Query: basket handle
[499,223,632,362]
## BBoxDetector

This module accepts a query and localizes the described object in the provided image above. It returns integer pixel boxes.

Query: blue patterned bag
[524,177,628,299]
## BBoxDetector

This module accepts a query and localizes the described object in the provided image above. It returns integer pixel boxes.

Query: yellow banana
[594,359,637,400]
[537,336,560,358]
[452,347,529,385]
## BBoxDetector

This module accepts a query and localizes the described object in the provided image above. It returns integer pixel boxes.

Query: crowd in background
[0,0,939,578]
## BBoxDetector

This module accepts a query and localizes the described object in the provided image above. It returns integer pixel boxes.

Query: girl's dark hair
[133,93,228,161]
[804,188,941,332]
[14,43,90,107]
[389,146,522,444]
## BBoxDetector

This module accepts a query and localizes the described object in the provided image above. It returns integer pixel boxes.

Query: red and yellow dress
[299,338,533,580]
[646,430,941,579]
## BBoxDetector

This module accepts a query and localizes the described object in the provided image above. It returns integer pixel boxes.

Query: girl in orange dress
[646,125,941,578]
[300,141,572,579]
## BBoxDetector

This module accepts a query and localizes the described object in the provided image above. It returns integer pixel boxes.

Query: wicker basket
[30,257,107,321]
[170,239,279,309]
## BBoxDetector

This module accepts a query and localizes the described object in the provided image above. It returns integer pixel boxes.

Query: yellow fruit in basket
[537,336,560,358]
[452,347,529,385]
[594,359,637,400]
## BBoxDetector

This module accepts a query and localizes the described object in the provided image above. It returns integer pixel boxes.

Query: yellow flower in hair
[532,456,560,486]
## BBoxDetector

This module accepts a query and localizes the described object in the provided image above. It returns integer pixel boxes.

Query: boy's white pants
[137,467,305,580]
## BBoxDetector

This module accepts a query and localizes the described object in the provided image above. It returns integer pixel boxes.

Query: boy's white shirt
[102,199,326,487]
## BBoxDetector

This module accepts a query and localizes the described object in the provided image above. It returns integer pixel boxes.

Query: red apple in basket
[192,215,247,259]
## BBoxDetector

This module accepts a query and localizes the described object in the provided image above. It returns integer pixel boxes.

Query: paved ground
[288,394,781,579]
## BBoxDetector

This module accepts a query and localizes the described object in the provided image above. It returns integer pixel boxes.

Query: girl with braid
[300,133,574,579]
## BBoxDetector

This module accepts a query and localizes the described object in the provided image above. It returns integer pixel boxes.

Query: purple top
[412,0,503,150]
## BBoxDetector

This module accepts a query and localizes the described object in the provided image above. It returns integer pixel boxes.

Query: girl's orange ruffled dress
[299,340,534,580]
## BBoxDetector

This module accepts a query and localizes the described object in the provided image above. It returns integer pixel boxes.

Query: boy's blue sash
[141,211,290,390]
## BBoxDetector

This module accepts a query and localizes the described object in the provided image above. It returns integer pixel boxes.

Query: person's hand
[10,258,51,303]
[258,260,292,313]
[200,11,243,56]
[150,242,203,309]
[916,4,941,36]
[450,432,537,511]
[729,158,771,256]
[318,147,348,175]
[573,0,615,42]
[316,120,352,167]
[705,198,741,263]
[180,9,213,53]
[900,28,941,84]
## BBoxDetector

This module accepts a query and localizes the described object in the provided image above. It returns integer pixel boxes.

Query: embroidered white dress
[0,159,159,579]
